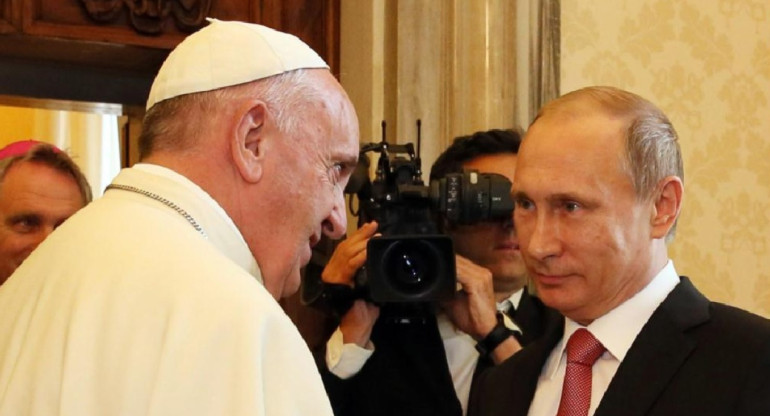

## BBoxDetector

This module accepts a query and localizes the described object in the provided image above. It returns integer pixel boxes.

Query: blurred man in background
[0,140,91,285]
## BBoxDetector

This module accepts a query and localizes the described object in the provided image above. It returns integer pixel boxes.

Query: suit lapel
[513,289,539,344]
[595,277,710,416]
[508,308,564,416]
[468,303,562,416]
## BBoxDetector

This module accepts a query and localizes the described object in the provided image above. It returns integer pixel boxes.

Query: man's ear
[650,175,683,239]
[231,101,268,183]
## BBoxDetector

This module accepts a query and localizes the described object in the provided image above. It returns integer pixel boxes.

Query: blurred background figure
[0,140,91,285]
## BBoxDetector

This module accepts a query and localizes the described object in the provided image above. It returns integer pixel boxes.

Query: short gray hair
[138,69,324,159]
[535,86,684,240]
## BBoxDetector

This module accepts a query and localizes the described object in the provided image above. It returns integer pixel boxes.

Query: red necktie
[556,328,606,416]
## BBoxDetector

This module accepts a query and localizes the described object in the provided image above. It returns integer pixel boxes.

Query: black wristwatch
[474,312,512,356]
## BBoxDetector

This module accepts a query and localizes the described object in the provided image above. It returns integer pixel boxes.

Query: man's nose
[322,193,347,239]
[501,214,514,231]
[526,213,561,261]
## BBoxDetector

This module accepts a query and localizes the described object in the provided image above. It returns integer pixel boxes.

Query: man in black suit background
[318,129,552,416]
[469,86,770,416]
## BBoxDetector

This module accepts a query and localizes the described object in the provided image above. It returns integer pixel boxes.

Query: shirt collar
[542,261,680,379]
[437,287,527,339]
[497,287,525,312]
[110,164,261,282]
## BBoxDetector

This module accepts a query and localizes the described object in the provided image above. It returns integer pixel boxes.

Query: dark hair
[0,143,92,204]
[429,129,522,181]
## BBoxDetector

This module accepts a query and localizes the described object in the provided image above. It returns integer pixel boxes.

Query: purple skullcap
[0,140,61,160]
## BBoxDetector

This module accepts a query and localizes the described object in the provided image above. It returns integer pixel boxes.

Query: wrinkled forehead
[319,73,358,128]
[296,78,359,159]
[327,96,360,158]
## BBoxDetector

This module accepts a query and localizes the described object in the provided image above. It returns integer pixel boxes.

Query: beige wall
[561,0,770,317]
[0,103,122,197]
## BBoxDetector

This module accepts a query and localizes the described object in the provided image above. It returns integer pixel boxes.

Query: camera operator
[319,129,555,416]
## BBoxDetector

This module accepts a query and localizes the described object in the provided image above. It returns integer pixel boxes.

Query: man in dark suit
[318,130,553,416]
[469,86,770,416]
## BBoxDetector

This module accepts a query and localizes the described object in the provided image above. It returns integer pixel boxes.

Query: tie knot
[498,300,514,316]
[566,329,605,366]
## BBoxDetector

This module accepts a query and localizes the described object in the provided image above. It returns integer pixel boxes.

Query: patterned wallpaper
[560,0,770,317]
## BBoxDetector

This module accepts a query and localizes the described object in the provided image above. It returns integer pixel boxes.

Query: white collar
[437,287,528,339]
[543,261,680,379]
[110,163,261,282]
[497,287,525,312]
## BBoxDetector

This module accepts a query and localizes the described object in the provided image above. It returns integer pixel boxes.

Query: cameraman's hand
[340,299,380,347]
[321,221,379,286]
[442,255,498,340]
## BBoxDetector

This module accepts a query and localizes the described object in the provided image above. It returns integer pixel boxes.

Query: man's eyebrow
[545,192,585,203]
[511,190,529,200]
[510,191,584,203]
[338,153,359,168]
[6,213,39,224]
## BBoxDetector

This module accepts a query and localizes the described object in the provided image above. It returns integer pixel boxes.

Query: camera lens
[394,253,424,285]
[382,240,439,295]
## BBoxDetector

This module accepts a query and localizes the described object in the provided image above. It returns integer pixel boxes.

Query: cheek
[294,175,336,227]
[513,212,535,242]
[450,236,474,258]
[448,228,476,250]
[574,221,637,292]
[590,211,641,257]
[0,234,35,255]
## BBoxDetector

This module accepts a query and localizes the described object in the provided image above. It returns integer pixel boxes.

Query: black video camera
[301,129,513,315]
[346,139,513,303]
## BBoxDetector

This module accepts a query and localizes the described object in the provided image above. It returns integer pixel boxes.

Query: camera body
[348,140,513,303]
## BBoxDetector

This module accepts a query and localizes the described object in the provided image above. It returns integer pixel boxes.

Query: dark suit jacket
[321,290,551,416]
[468,277,770,416]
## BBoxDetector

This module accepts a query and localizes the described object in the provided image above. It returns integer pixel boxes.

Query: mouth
[495,241,520,251]
[300,232,322,266]
[531,271,572,286]
[309,231,321,249]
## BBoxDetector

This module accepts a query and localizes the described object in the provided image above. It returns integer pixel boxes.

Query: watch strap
[474,312,513,356]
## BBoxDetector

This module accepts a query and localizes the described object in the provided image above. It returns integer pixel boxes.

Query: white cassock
[0,163,333,416]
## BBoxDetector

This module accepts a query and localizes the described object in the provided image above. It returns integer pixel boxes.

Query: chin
[279,269,303,299]
[535,283,581,311]
[534,289,564,312]
[495,263,528,281]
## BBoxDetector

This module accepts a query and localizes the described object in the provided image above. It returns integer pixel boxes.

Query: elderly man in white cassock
[0,19,360,415]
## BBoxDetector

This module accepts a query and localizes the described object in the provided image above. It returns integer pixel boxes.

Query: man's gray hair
[138,69,324,159]
[0,143,93,204]
[534,86,684,240]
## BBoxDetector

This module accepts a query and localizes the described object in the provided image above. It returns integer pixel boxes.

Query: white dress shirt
[528,261,680,416]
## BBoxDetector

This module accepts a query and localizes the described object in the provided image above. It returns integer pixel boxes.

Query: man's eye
[330,163,344,183]
[564,202,580,212]
[11,217,39,233]
[514,198,533,211]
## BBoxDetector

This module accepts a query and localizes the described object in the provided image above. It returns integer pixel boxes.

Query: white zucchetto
[146,18,328,110]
